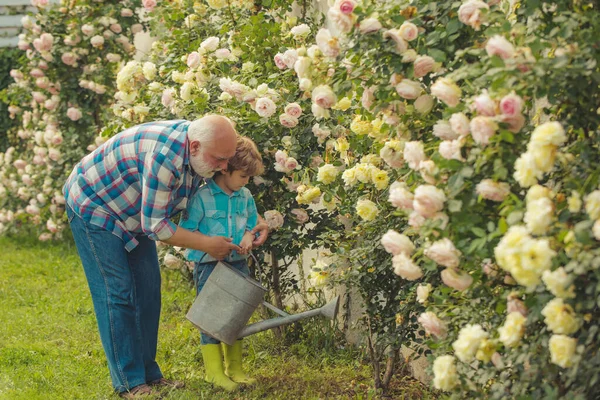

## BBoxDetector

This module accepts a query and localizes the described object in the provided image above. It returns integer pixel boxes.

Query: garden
[0,0,599,399]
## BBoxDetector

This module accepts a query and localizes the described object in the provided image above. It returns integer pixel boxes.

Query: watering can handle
[249,251,263,284]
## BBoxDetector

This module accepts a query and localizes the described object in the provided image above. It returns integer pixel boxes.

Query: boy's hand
[239,232,254,255]
[251,216,269,247]
[205,236,241,260]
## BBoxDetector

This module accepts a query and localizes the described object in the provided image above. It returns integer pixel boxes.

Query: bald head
[188,114,238,177]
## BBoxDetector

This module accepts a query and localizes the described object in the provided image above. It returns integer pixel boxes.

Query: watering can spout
[238,296,340,339]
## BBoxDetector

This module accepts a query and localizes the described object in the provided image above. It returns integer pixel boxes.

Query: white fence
[0,0,36,47]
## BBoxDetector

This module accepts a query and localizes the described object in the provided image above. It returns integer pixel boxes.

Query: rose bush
[1,0,600,397]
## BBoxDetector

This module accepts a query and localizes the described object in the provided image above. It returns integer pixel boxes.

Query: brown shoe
[119,384,153,398]
[148,378,185,389]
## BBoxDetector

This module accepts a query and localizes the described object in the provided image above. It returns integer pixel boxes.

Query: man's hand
[251,216,269,247]
[204,236,241,260]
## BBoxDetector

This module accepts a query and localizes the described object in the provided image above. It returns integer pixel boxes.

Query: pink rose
[66,107,82,121]
[33,33,53,52]
[10,69,23,80]
[470,116,499,146]
[413,55,435,78]
[214,48,232,60]
[398,21,419,41]
[264,210,285,230]
[32,91,46,103]
[110,24,122,34]
[473,91,497,116]
[161,88,175,107]
[121,8,134,17]
[81,24,94,36]
[361,86,375,110]
[131,24,143,34]
[187,51,201,68]
[291,209,309,224]
[274,53,287,70]
[424,238,461,269]
[500,113,525,133]
[476,179,510,202]
[441,268,473,291]
[279,114,299,128]
[284,158,298,170]
[142,0,157,11]
[414,95,434,114]
[507,296,528,317]
[486,35,515,59]
[30,68,44,78]
[311,85,337,109]
[61,52,77,66]
[499,92,523,116]
[381,229,415,256]
[35,77,49,89]
[338,0,356,14]
[284,102,303,118]
[418,312,448,339]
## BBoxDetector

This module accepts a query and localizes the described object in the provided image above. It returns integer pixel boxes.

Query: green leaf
[472,227,487,238]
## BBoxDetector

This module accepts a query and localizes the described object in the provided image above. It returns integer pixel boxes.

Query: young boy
[179,135,264,391]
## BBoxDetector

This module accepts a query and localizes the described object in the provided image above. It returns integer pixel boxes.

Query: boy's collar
[206,178,241,197]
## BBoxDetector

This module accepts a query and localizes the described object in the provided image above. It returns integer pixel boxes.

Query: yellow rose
[514,152,541,188]
[498,312,526,347]
[335,137,349,152]
[567,191,582,213]
[585,190,600,220]
[541,298,581,335]
[530,121,566,147]
[333,97,352,111]
[371,169,389,190]
[549,334,577,368]
[350,116,372,135]
[475,339,496,362]
[206,0,227,9]
[433,355,459,391]
[342,167,357,186]
[317,164,338,184]
[529,143,557,172]
[356,199,379,221]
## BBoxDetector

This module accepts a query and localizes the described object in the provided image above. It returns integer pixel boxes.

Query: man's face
[189,140,236,178]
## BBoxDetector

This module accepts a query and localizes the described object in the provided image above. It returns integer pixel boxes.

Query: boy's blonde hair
[225,136,264,176]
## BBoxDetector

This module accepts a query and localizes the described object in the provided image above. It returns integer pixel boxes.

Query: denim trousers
[194,259,249,345]
[67,206,163,393]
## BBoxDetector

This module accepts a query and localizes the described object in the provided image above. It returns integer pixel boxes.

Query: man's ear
[189,140,201,156]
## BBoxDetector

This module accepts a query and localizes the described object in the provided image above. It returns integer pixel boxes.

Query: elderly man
[63,115,268,398]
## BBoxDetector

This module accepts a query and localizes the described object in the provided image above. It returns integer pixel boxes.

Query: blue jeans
[194,259,249,345]
[66,206,163,393]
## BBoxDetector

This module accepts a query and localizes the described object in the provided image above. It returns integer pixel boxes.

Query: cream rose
[486,35,515,59]
[413,184,446,218]
[311,85,337,109]
[392,253,423,280]
[424,238,461,269]
[476,179,510,202]
[450,114,471,138]
[441,268,473,291]
[381,230,415,256]
[431,78,462,107]
[498,312,526,347]
[418,312,448,339]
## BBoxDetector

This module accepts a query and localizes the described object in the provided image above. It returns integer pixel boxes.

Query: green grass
[0,236,432,399]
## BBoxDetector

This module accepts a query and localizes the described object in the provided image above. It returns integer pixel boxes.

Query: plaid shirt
[63,120,202,252]
[179,178,258,263]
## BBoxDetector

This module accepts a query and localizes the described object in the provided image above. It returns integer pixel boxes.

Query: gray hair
[187,114,236,144]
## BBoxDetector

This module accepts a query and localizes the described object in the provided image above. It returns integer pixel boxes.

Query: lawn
[0,236,432,399]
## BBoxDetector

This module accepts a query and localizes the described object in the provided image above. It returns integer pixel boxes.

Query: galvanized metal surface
[186,261,340,345]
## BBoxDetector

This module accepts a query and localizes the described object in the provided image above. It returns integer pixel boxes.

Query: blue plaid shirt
[63,120,202,252]
[179,178,258,263]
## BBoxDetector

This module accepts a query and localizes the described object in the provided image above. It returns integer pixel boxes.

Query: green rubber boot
[223,340,256,384]
[200,344,239,391]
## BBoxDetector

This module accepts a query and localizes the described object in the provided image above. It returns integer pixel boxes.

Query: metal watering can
[186,260,340,346]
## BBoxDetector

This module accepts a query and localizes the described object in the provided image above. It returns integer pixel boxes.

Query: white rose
[403,141,426,170]
[433,120,460,140]
[439,139,464,161]
[290,23,311,38]
[254,97,277,118]
[416,283,432,304]
[449,112,470,136]
[200,36,220,51]
[476,179,510,202]
[388,182,414,210]
[413,185,446,218]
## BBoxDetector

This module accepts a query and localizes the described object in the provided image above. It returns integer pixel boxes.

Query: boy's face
[222,169,251,192]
